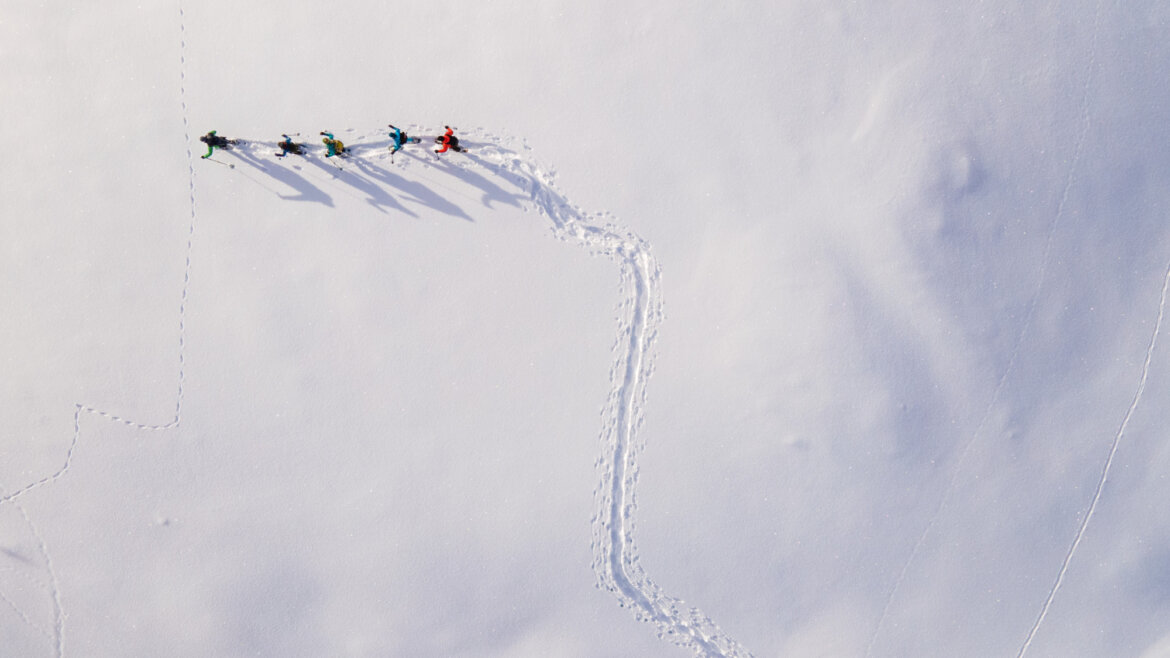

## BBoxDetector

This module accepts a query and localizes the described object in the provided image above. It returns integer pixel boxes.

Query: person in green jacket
[200,130,236,159]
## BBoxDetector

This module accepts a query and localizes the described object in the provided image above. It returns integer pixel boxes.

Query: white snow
[4,1,1170,657]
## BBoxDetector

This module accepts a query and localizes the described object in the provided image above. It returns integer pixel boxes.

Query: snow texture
[6,1,1170,657]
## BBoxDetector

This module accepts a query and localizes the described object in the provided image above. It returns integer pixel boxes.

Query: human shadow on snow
[351,157,474,223]
[223,140,522,224]
[230,145,335,207]
[427,153,526,210]
[302,156,417,217]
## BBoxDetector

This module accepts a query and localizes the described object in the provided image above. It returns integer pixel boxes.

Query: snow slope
[1,116,681,654]
[6,1,1170,657]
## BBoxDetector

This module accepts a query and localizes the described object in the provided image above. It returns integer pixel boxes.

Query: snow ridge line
[864,3,1105,653]
[1015,258,1170,658]
[467,136,752,657]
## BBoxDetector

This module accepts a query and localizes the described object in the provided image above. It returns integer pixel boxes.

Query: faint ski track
[0,7,198,656]
[864,3,1105,655]
[0,489,60,653]
[1015,260,1170,657]
[18,498,63,656]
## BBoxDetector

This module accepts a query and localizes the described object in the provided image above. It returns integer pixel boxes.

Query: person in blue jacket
[387,124,420,155]
[275,134,304,157]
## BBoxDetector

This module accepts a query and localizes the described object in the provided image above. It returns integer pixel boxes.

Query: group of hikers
[199,125,466,160]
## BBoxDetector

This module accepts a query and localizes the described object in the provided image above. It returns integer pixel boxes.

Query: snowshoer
[388,124,420,154]
[200,130,235,159]
[275,134,305,157]
[434,126,465,155]
[320,131,346,158]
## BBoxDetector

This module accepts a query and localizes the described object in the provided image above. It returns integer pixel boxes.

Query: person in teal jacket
[320,131,346,157]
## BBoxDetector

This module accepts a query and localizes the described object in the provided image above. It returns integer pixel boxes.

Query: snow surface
[5,1,1170,656]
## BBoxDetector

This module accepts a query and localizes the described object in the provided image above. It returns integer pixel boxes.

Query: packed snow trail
[230,126,755,655]
[226,127,756,654]
[469,134,753,657]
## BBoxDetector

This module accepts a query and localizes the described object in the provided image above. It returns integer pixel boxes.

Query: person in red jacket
[434,125,465,155]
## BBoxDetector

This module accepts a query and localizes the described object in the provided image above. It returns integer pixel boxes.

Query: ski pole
[203,157,235,169]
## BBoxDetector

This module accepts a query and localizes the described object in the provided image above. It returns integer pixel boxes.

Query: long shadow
[231,144,335,207]
[303,155,416,217]
[352,157,474,223]
[341,142,384,160]
[429,152,527,210]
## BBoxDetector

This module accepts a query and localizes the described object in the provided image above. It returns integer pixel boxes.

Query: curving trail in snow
[466,137,753,657]
[250,126,754,655]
